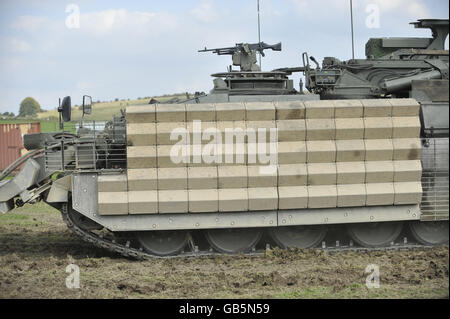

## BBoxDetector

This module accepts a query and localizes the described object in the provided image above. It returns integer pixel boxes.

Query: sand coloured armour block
[336,162,366,184]
[247,142,278,166]
[127,168,157,191]
[392,138,422,160]
[361,99,392,117]
[127,146,157,169]
[334,100,363,118]
[245,102,276,121]
[219,143,247,166]
[98,192,128,215]
[186,103,216,122]
[218,188,249,212]
[128,191,158,214]
[156,104,186,122]
[390,99,420,117]
[392,117,421,138]
[247,166,277,188]
[187,121,217,145]
[157,167,188,190]
[126,105,156,123]
[127,123,156,146]
[306,140,336,163]
[365,183,395,206]
[278,164,308,186]
[364,139,393,161]
[335,118,364,140]
[337,184,366,207]
[215,103,246,121]
[156,122,187,145]
[335,139,365,162]
[393,160,422,182]
[275,101,305,120]
[277,141,307,164]
[158,190,188,213]
[245,121,277,144]
[157,145,189,168]
[365,161,394,183]
[364,117,393,139]
[278,186,308,209]
[306,118,336,140]
[276,119,306,142]
[307,185,338,208]
[394,182,422,205]
[248,187,278,211]
[98,174,127,192]
[187,166,218,189]
[307,163,337,185]
[188,189,219,213]
[218,165,248,189]
[305,100,335,119]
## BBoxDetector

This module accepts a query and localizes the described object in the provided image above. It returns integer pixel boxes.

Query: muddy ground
[0,202,448,299]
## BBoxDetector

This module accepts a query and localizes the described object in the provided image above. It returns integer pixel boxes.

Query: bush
[19,97,41,117]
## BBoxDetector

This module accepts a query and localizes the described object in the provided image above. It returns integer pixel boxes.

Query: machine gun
[199,42,281,56]
[199,42,282,71]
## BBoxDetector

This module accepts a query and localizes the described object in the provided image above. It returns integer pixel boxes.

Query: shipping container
[0,122,41,171]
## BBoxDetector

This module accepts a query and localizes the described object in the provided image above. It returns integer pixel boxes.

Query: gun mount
[196,41,302,97]
[199,42,281,71]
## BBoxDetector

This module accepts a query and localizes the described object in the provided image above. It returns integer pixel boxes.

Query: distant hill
[36,94,189,121]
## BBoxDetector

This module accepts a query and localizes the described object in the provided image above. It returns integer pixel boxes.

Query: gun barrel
[198,42,282,55]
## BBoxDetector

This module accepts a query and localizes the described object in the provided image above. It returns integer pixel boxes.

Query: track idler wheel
[347,222,403,248]
[269,225,327,249]
[205,228,263,254]
[137,230,189,256]
[408,221,449,245]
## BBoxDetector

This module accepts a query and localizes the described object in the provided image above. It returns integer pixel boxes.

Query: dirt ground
[0,202,448,299]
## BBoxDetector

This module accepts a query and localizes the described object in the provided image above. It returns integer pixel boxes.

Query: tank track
[59,203,443,260]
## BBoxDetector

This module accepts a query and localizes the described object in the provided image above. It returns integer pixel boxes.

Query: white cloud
[289,0,344,15]
[76,81,92,90]
[289,0,430,19]
[11,15,47,32]
[361,0,430,18]
[190,0,218,23]
[8,38,31,52]
[79,9,179,36]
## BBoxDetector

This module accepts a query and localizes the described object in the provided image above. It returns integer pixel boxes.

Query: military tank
[0,19,448,258]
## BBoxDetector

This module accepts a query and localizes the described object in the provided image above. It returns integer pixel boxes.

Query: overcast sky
[0,0,448,114]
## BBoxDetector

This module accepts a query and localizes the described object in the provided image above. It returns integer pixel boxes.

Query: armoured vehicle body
[0,19,448,257]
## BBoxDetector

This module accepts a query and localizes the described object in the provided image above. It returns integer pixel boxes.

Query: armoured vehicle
[0,19,448,258]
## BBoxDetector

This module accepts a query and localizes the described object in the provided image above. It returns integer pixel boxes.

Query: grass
[0,94,187,128]
[275,284,449,299]
[36,94,187,121]
[0,119,40,124]
[0,202,448,299]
